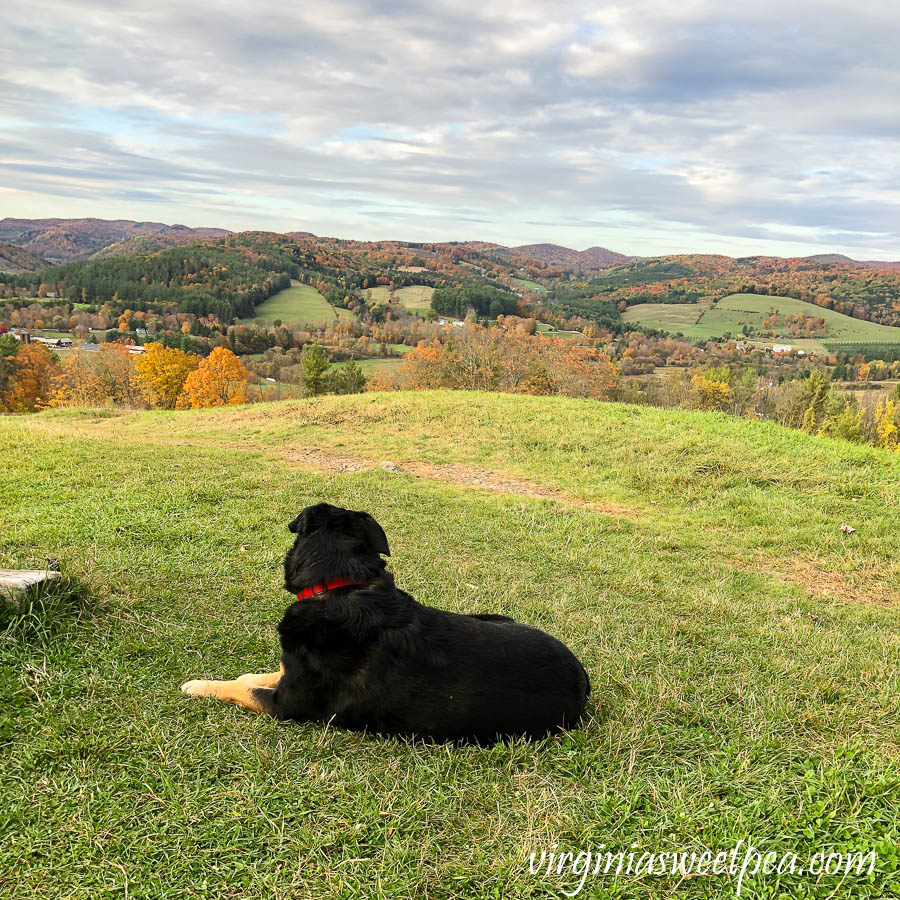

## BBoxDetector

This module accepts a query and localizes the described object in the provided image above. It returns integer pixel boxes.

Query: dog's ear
[288,503,329,535]
[359,513,390,557]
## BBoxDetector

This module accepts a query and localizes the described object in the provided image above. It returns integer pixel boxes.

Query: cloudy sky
[2,0,899,257]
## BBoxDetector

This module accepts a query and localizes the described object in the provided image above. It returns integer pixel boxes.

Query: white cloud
[1,0,900,256]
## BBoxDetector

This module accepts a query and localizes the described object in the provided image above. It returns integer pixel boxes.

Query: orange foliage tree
[1,343,54,411]
[177,347,249,409]
[388,327,618,400]
[133,343,199,409]
[49,344,142,409]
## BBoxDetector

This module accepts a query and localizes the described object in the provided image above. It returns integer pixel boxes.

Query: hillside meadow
[1,391,898,898]
[365,284,434,314]
[623,294,900,352]
[239,280,355,327]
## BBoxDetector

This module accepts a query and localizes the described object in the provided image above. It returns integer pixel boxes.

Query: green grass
[31,330,73,339]
[394,285,434,312]
[622,303,704,330]
[240,281,352,327]
[365,285,434,314]
[329,357,405,375]
[535,322,585,340]
[624,294,900,350]
[511,277,548,294]
[2,392,898,898]
[364,285,392,304]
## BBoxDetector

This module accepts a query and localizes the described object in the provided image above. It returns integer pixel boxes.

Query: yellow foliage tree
[48,353,107,407]
[49,344,142,409]
[133,343,199,410]
[176,347,249,409]
[874,398,899,450]
[691,372,731,411]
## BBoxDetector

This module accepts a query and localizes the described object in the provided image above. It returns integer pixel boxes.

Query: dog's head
[284,502,390,593]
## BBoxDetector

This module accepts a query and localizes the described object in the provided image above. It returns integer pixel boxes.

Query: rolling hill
[0,218,231,263]
[622,293,900,352]
[807,253,900,270]
[239,280,355,326]
[0,241,47,274]
[90,225,233,259]
[512,243,634,270]
[2,391,898,897]
[580,254,900,328]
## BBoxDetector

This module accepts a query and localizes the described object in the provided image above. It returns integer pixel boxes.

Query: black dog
[181,503,590,742]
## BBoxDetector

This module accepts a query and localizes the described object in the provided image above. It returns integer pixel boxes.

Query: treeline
[430,285,519,318]
[0,335,367,413]
[827,343,900,363]
[5,240,303,321]
[549,255,900,327]
[369,326,619,400]
[0,337,252,412]
[619,366,900,450]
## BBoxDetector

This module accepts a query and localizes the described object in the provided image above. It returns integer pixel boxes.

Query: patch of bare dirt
[280,447,374,474]
[737,556,898,606]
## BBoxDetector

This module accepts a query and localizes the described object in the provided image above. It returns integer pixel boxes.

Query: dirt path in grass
[276,446,641,518]
[277,448,895,602]
[44,416,640,519]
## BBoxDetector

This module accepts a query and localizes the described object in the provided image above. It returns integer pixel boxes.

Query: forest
[550,255,900,327]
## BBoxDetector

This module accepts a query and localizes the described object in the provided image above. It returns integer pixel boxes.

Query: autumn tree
[874,398,899,450]
[49,345,142,409]
[177,347,249,408]
[49,352,107,407]
[1,343,54,412]
[818,400,864,443]
[133,343,199,409]
[691,371,731,411]
[0,334,20,406]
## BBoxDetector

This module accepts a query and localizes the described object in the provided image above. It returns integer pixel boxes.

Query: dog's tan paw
[181,679,216,698]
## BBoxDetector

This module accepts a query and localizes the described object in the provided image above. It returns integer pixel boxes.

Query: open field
[240,281,352,327]
[511,277,548,294]
[622,303,704,330]
[535,322,586,340]
[2,392,898,898]
[394,285,434,313]
[329,356,405,375]
[623,294,900,351]
[365,284,434,314]
[364,285,392,304]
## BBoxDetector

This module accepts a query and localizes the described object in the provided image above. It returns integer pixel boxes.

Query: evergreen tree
[301,343,330,396]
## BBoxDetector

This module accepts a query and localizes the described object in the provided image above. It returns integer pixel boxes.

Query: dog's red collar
[295,577,366,602]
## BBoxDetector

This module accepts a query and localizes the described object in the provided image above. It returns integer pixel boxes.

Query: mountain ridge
[511,243,635,269]
[0,217,232,263]
[0,241,47,274]
[3,216,900,274]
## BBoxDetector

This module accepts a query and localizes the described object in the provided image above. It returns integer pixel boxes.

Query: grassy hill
[623,293,900,352]
[365,284,435,314]
[240,280,355,327]
[2,392,898,898]
[511,276,549,294]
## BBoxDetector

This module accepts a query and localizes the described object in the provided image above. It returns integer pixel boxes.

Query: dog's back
[277,579,590,742]
[392,607,589,741]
